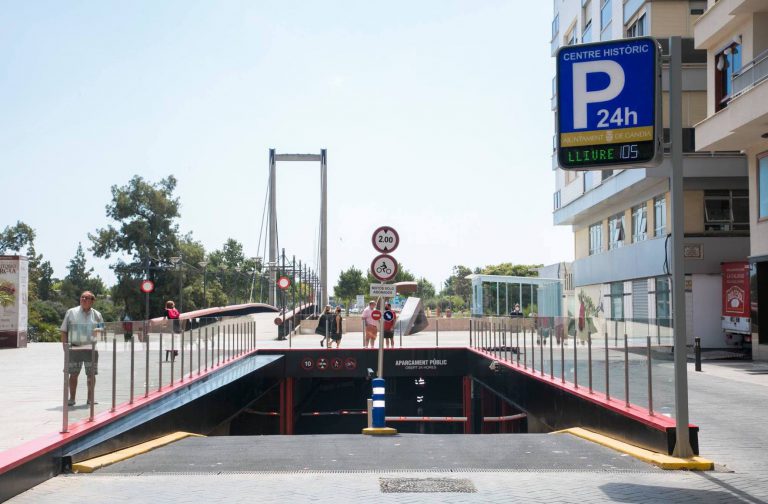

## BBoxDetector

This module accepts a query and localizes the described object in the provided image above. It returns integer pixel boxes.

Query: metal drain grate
[379,477,476,493]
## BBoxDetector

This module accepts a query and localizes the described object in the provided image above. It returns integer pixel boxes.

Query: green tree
[415,277,435,299]
[334,266,366,313]
[60,243,106,304]
[0,221,35,254]
[481,262,542,277]
[441,265,473,304]
[90,175,181,318]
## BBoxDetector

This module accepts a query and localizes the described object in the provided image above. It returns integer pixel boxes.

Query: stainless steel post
[180,330,184,381]
[573,326,578,389]
[204,327,208,372]
[130,335,135,404]
[516,330,520,366]
[560,331,565,383]
[197,327,201,375]
[540,330,544,376]
[190,325,194,379]
[170,331,175,385]
[647,336,654,415]
[145,333,149,398]
[436,319,439,347]
[111,338,117,412]
[588,333,593,394]
[469,319,472,348]
[217,326,220,365]
[605,330,610,400]
[89,340,96,421]
[624,331,630,407]
[158,333,163,392]
[549,322,554,379]
[531,322,535,372]
[400,319,403,347]
[61,343,69,434]
[522,325,527,370]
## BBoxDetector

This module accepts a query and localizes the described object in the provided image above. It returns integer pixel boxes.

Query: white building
[551,0,750,350]
[693,0,768,359]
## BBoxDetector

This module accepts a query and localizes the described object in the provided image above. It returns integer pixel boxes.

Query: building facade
[693,0,768,358]
[551,0,750,350]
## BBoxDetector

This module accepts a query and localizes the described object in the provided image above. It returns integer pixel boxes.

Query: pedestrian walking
[330,306,343,348]
[383,302,396,349]
[316,305,332,347]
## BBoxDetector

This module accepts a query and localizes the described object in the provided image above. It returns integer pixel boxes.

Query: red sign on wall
[722,262,750,318]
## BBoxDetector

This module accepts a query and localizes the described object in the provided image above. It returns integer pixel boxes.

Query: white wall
[691,273,724,348]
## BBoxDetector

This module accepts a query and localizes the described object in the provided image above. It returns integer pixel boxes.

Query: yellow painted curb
[72,431,204,473]
[556,427,713,471]
[362,427,398,436]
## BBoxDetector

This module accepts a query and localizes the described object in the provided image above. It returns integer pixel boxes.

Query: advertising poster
[722,261,750,318]
[0,256,28,348]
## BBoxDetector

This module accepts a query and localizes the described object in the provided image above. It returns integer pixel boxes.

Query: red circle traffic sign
[371,309,382,321]
[277,276,291,290]
[370,254,398,282]
[372,226,399,253]
[139,279,155,293]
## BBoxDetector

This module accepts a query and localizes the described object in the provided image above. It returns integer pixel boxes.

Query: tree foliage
[481,262,542,277]
[415,277,435,299]
[334,266,366,311]
[441,265,473,304]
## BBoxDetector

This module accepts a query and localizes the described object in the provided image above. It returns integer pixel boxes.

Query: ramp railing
[470,316,676,419]
[60,316,258,433]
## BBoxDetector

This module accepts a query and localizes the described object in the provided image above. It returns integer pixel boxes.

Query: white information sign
[370,283,397,297]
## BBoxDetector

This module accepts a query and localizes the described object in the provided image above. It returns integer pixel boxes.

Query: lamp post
[235,266,242,304]
[170,256,183,314]
[198,260,209,308]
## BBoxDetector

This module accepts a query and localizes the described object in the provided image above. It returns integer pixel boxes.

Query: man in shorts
[383,302,396,348]
[361,301,378,349]
[60,291,104,407]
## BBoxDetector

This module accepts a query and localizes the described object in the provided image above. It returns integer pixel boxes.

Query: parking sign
[557,37,662,170]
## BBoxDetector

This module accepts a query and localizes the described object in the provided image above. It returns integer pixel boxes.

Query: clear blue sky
[0,0,572,294]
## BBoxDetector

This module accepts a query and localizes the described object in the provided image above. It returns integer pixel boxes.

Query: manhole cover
[379,477,476,493]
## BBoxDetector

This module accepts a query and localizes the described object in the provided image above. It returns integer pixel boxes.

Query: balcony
[694,0,768,50]
[695,51,768,151]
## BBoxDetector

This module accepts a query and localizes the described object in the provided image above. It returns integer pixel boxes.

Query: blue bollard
[372,378,386,428]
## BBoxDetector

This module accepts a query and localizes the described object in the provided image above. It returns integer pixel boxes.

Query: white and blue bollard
[372,378,386,428]
[362,377,397,435]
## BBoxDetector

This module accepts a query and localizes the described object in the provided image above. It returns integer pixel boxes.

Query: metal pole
[197,327,201,375]
[111,338,117,412]
[624,331,630,407]
[145,333,149,398]
[436,319,439,347]
[320,149,328,308]
[549,319,554,379]
[669,36,693,457]
[89,340,96,421]
[61,343,69,433]
[205,327,208,372]
[180,329,185,381]
[605,330,610,400]
[130,334,135,404]
[647,336,654,415]
[573,324,577,388]
[158,332,163,392]
[268,149,277,306]
[588,333,593,393]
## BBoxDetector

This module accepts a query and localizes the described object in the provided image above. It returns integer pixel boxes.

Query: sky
[0,0,573,295]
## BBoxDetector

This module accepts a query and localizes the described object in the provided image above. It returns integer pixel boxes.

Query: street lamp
[170,256,182,314]
[198,260,209,308]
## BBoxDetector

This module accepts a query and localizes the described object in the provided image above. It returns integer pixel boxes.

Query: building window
[600,0,612,31]
[760,152,768,220]
[626,13,646,37]
[610,282,624,320]
[704,189,749,232]
[632,204,647,242]
[565,28,577,46]
[552,14,559,41]
[608,213,625,249]
[582,0,593,43]
[654,277,671,325]
[654,195,666,237]
[715,42,742,111]
[589,222,602,255]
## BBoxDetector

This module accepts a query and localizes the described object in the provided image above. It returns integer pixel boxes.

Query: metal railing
[61,316,257,433]
[469,316,676,418]
[732,48,768,98]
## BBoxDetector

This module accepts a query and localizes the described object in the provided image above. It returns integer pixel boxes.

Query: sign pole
[669,36,693,458]
[377,294,385,378]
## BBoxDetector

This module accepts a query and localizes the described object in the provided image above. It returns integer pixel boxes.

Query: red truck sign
[722,262,750,318]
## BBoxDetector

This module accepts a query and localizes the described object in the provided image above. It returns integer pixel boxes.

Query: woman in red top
[165,300,180,334]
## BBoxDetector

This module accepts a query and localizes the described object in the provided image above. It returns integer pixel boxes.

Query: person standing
[316,305,332,347]
[165,300,180,334]
[361,300,378,349]
[60,291,104,407]
[330,306,343,349]
[383,302,396,349]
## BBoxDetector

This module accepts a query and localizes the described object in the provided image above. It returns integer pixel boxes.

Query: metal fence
[469,316,677,419]
[61,316,257,432]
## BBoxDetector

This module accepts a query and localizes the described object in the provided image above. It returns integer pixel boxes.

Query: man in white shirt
[361,300,378,349]
[60,291,104,407]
